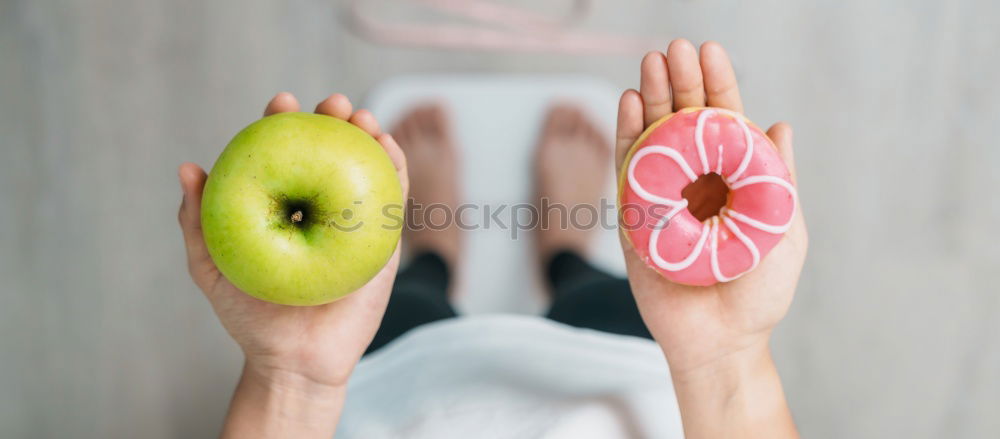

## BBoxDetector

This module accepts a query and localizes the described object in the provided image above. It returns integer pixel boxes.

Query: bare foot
[533,104,610,263]
[391,104,463,267]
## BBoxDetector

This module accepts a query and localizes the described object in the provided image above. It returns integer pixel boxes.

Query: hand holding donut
[616,40,805,437]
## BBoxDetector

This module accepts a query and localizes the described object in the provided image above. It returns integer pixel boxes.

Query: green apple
[201,112,403,306]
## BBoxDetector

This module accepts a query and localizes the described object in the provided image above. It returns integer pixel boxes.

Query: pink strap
[347,0,662,54]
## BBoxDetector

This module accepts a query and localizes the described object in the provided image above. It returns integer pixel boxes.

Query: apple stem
[291,210,304,224]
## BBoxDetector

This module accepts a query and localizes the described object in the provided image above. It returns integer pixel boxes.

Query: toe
[547,105,576,134]
[425,104,449,138]
[567,108,584,134]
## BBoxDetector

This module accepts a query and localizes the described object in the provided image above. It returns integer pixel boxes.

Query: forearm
[669,343,798,439]
[221,361,346,439]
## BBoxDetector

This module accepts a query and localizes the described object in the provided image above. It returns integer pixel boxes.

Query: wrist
[242,360,347,400]
[657,331,771,379]
[667,335,772,385]
[242,348,357,389]
[668,341,798,438]
[221,361,347,439]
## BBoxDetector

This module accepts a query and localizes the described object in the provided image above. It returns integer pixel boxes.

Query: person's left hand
[177,92,409,389]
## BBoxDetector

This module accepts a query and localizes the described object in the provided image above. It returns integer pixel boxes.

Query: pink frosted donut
[618,107,797,286]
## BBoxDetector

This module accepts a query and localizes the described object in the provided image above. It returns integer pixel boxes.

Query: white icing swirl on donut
[722,108,755,184]
[724,175,798,234]
[695,109,715,174]
[625,109,798,283]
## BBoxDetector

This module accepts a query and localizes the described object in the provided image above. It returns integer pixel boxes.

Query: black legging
[367,251,651,354]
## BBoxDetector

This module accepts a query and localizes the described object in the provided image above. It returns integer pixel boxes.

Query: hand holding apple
[177,92,408,437]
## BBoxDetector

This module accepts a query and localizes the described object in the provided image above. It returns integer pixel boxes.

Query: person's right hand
[177,92,408,438]
[615,39,805,438]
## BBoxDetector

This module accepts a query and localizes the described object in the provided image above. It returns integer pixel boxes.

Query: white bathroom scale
[366,75,625,314]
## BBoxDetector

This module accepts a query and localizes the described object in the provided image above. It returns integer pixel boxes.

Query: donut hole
[682,173,730,222]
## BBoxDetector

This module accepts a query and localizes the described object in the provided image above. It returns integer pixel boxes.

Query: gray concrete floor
[1,0,998,437]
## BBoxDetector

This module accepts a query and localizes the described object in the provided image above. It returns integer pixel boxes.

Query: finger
[263,92,300,116]
[350,109,382,137]
[767,122,807,243]
[700,41,743,113]
[640,51,672,126]
[615,89,645,173]
[666,39,706,110]
[766,122,797,184]
[376,133,409,198]
[177,163,206,242]
[177,163,220,290]
[314,93,353,120]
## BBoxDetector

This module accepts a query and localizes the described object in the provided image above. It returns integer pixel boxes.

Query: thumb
[767,122,808,239]
[177,163,219,291]
[766,122,797,185]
